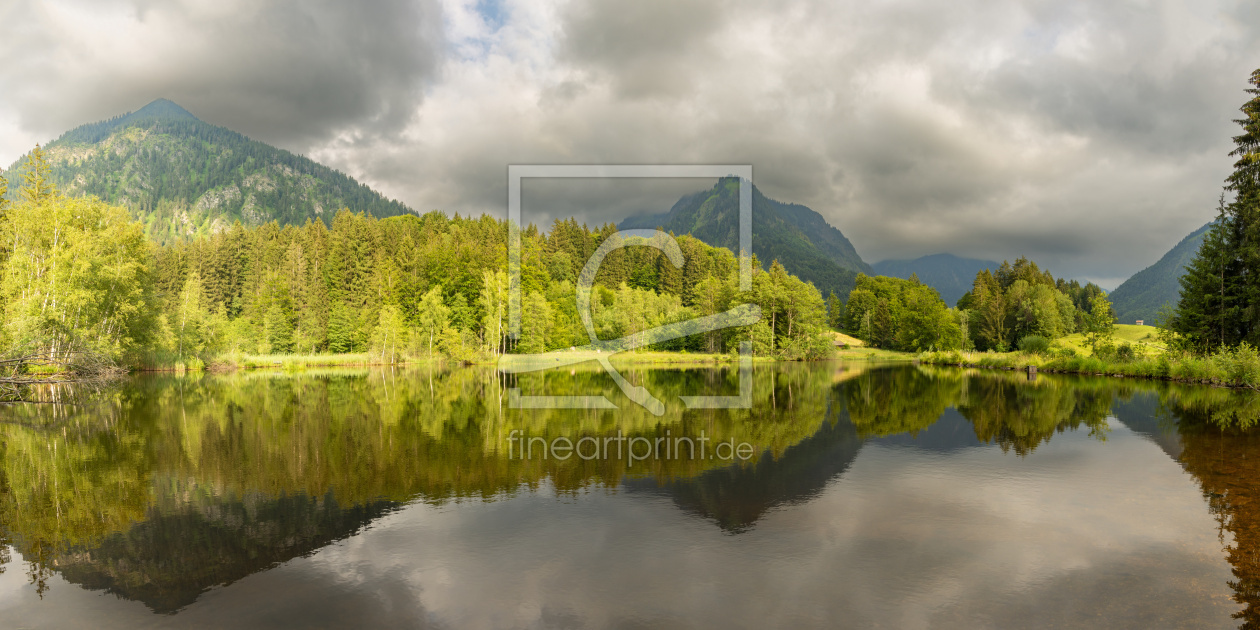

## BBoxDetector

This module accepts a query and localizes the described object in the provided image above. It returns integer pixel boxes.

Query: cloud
[0,0,442,151]
[1,0,1257,284]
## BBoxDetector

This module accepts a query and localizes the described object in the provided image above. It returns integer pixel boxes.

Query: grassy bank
[146,349,786,373]
[141,352,439,372]
[920,344,1260,389]
[142,343,912,374]
[1053,324,1167,355]
[827,331,916,362]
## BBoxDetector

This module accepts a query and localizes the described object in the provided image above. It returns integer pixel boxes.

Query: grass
[823,330,915,361]
[149,336,905,374]
[206,352,445,371]
[1055,324,1166,355]
[920,342,1260,390]
[834,346,916,361]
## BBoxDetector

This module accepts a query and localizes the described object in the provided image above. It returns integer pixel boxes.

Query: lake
[0,362,1256,628]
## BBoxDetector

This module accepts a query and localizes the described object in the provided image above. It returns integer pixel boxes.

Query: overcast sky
[1,0,1257,287]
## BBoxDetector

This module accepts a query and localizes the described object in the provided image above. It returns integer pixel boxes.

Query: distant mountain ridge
[620,179,871,299]
[1108,221,1215,324]
[871,253,1000,306]
[2,98,412,243]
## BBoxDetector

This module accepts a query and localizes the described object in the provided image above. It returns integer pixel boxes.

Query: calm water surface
[0,362,1258,628]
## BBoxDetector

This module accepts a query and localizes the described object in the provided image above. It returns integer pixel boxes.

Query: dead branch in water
[0,348,124,401]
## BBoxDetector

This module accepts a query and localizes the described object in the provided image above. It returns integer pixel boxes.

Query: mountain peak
[132,98,199,121]
[11,99,412,242]
[619,179,871,297]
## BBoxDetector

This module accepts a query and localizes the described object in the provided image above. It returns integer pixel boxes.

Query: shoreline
[918,349,1260,390]
[134,347,917,374]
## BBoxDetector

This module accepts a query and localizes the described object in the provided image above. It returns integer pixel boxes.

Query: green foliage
[871,254,998,307]
[263,305,295,354]
[826,290,844,330]
[1018,335,1050,355]
[414,286,450,358]
[844,274,961,352]
[956,256,1108,352]
[369,305,408,363]
[0,147,845,367]
[1084,292,1117,353]
[3,192,156,363]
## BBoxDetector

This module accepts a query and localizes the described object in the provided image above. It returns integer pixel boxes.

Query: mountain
[1108,221,1215,325]
[619,178,872,299]
[2,98,412,243]
[871,253,999,307]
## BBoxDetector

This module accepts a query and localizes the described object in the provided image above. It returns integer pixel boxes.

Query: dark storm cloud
[0,0,442,152]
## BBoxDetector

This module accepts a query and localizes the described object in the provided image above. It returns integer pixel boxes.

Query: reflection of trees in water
[7,363,1260,616]
[0,363,838,608]
[957,374,1113,456]
[845,367,1113,454]
[1171,409,1260,628]
[843,367,959,437]
[55,488,397,613]
[626,396,865,532]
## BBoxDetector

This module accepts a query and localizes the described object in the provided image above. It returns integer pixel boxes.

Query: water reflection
[0,363,1256,626]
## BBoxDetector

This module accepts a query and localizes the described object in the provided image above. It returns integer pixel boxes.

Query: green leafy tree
[415,285,450,359]
[370,304,407,363]
[1084,292,1116,355]
[3,195,155,362]
[518,291,552,354]
[479,269,508,356]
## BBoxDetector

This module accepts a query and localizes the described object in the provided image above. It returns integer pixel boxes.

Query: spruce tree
[1175,69,1260,350]
[20,144,54,204]
[826,291,844,330]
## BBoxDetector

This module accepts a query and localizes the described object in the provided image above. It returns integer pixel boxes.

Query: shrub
[1018,335,1050,355]
[1115,343,1137,362]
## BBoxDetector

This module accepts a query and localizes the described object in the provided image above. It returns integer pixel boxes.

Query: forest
[842,259,1113,354]
[0,146,835,370]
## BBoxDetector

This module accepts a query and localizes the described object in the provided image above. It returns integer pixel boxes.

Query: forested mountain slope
[1109,221,1215,324]
[1,99,412,244]
[620,178,871,299]
[872,253,999,307]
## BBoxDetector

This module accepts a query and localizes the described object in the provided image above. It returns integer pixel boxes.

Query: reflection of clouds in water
[0,422,1238,629]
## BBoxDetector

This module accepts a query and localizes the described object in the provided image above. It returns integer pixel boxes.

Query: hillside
[1108,221,1215,325]
[871,253,999,307]
[619,178,871,299]
[2,98,412,243]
